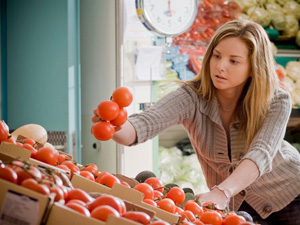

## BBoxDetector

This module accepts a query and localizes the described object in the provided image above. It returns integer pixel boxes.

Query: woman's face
[209,37,251,93]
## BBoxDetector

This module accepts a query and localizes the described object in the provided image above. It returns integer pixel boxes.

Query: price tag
[0,190,39,225]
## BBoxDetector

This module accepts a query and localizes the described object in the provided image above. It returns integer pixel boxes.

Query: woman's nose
[216,60,226,71]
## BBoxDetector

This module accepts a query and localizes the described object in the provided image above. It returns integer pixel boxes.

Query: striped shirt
[128,85,300,219]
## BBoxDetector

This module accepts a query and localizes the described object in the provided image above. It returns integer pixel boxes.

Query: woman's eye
[213,54,220,59]
[231,60,238,64]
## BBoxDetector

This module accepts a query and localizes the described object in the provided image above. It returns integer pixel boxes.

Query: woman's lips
[215,75,226,80]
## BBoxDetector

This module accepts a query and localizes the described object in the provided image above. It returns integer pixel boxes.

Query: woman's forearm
[218,159,260,197]
[112,120,137,146]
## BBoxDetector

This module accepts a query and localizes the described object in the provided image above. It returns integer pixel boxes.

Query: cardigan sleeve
[127,85,198,145]
[241,88,292,177]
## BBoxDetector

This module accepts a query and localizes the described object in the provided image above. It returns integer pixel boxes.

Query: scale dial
[136,0,198,37]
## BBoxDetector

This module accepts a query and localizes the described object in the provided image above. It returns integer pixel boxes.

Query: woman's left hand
[195,188,229,210]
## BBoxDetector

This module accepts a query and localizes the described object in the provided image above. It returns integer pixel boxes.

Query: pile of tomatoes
[92,87,133,141]
[124,176,256,225]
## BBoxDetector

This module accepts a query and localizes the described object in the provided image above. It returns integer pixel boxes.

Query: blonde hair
[185,19,279,152]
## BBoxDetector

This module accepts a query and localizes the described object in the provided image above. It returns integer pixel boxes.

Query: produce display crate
[0,178,53,225]
[45,202,148,225]
[71,174,180,224]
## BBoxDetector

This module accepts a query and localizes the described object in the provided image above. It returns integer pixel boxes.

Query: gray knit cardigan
[128,84,300,219]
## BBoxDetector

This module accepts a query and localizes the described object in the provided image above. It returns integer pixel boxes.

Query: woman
[92,19,300,224]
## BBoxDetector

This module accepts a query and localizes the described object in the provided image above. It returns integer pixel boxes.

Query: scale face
[136,0,198,37]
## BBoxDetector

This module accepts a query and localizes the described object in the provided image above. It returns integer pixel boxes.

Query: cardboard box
[46,202,149,225]
[71,174,180,224]
[0,141,31,161]
[0,178,52,225]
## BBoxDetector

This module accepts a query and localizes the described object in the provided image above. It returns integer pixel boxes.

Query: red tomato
[144,177,164,193]
[122,211,151,225]
[112,87,133,107]
[66,188,94,203]
[23,143,38,158]
[134,183,154,200]
[95,171,109,183]
[66,199,87,207]
[79,171,95,181]
[223,214,246,225]
[92,121,115,141]
[165,187,185,205]
[183,200,204,217]
[154,189,163,198]
[57,154,71,165]
[80,163,99,177]
[48,185,65,202]
[120,181,131,188]
[91,205,120,222]
[157,198,176,213]
[88,194,125,214]
[60,161,80,175]
[0,120,9,143]
[200,210,223,225]
[23,138,36,146]
[46,174,63,186]
[110,107,127,126]
[97,100,120,121]
[143,198,157,206]
[0,166,18,184]
[98,173,120,188]
[14,164,42,184]
[35,147,58,166]
[180,210,196,222]
[65,202,91,217]
[21,178,50,195]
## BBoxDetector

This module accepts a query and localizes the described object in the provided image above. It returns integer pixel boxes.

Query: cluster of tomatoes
[125,176,256,225]
[0,159,69,202]
[91,87,133,141]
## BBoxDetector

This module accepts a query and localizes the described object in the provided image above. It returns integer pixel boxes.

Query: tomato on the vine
[88,194,125,214]
[21,178,50,195]
[183,200,204,217]
[223,214,246,225]
[65,202,91,217]
[144,177,164,193]
[60,161,80,175]
[92,121,115,141]
[35,147,58,166]
[65,188,94,203]
[121,211,151,225]
[22,143,38,158]
[0,166,18,184]
[200,210,223,225]
[112,87,133,108]
[143,198,157,206]
[97,100,120,121]
[91,205,120,222]
[180,210,196,222]
[165,186,185,205]
[157,198,176,213]
[79,171,95,182]
[13,163,42,184]
[98,173,120,188]
[23,138,36,146]
[110,107,127,127]
[0,120,9,143]
[80,163,99,177]
[134,183,154,200]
